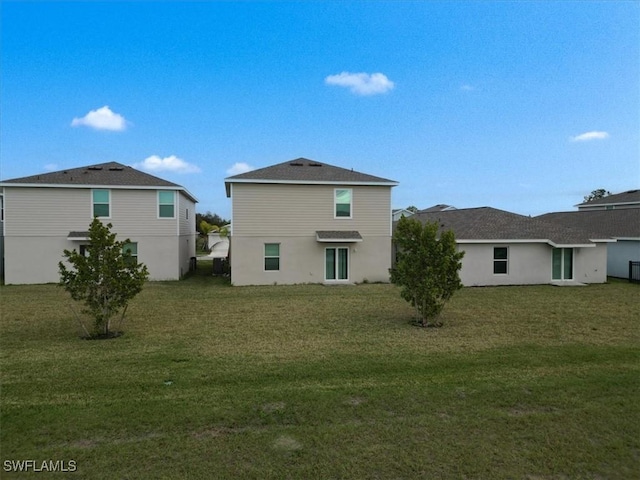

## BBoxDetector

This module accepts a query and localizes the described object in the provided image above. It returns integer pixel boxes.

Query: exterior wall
[2,186,188,284]
[177,192,197,277]
[4,235,180,284]
[578,203,639,211]
[457,242,607,286]
[232,183,392,237]
[230,183,393,286]
[607,240,640,278]
[230,235,391,286]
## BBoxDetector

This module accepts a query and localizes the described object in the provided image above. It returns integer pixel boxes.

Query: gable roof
[1,162,197,202]
[576,189,640,208]
[225,158,397,197]
[418,204,456,213]
[537,209,640,239]
[406,207,603,247]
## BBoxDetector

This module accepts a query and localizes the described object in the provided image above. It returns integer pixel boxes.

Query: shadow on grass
[183,258,231,287]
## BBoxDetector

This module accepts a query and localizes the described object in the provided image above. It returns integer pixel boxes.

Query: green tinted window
[264,243,280,271]
[335,189,352,217]
[92,189,110,217]
[158,191,175,218]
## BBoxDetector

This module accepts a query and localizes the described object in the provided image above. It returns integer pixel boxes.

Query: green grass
[1,266,639,479]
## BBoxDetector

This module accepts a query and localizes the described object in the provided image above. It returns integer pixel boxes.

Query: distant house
[207,225,230,258]
[418,204,456,213]
[576,189,640,211]
[225,158,398,286]
[538,209,640,279]
[0,162,198,284]
[404,207,610,286]
[392,209,415,222]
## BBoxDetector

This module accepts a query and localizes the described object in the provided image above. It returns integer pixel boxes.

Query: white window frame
[334,188,353,219]
[325,246,350,282]
[158,191,176,219]
[493,247,509,275]
[264,243,280,272]
[123,242,139,265]
[91,189,111,219]
[552,247,574,281]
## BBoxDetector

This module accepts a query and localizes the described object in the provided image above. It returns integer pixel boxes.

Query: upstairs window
[335,189,352,218]
[92,189,110,217]
[493,247,508,274]
[158,191,175,218]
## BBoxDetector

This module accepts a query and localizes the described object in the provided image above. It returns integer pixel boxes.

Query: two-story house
[0,162,197,284]
[224,158,398,286]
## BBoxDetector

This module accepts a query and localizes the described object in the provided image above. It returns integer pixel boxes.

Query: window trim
[91,189,111,219]
[122,242,139,265]
[325,246,349,282]
[264,243,280,272]
[493,246,508,275]
[158,190,176,219]
[334,188,353,219]
[552,247,573,281]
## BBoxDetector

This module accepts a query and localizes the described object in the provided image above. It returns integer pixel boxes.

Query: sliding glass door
[326,247,349,281]
[552,248,573,280]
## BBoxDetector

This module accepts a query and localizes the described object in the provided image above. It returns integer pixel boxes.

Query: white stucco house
[225,158,398,286]
[207,225,230,258]
[403,207,611,286]
[0,162,198,284]
[538,207,640,279]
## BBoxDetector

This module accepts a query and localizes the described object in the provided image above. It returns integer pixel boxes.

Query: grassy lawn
[1,265,638,479]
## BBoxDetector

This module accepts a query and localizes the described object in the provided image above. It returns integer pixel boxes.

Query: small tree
[390,216,464,327]
[58,218,149,338]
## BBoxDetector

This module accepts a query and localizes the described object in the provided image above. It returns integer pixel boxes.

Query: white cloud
[71,106,127,131]
[226,162,255,175]
[324,72,395,96]
[43,163,59,172]
[135,155,201,174]
[460,84,475,91]
[570,131,610,142]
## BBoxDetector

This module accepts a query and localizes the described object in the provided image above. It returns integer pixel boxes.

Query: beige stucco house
[225,158,398,286]
[0,162,197,284]
[405,207,611,286]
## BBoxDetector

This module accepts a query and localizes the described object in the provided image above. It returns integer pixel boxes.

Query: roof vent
[309,162,322,167]
[109,167,124,171]
[87,166,103,171]
[290,161,304,166]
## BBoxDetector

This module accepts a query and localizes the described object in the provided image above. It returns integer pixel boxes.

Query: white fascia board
[546,241,595,248]
[224,178,399,187]
[456,239,549,244]
[1,183,198,203]
[613,237,640,241]
[457,238,595,248]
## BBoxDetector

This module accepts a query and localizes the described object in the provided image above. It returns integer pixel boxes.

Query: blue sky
[1,1,638,218]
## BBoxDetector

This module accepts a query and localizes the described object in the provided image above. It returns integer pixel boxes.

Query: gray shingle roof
[576,189,640,208]
[1,162,197,202]
[537,209,640,238]
[418,204,456,213]
[225,158,397,196]
[316,231,363,242]
[406,207,599,246]
[2,162,179,187]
